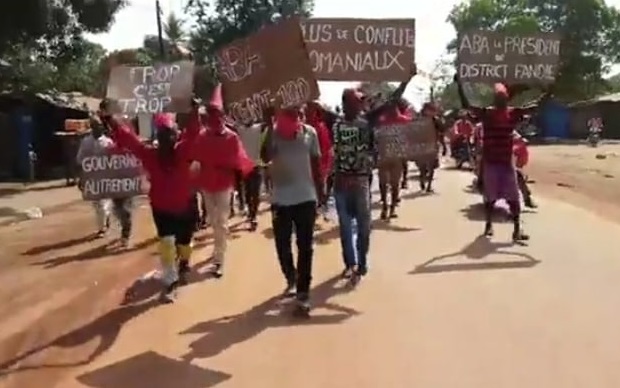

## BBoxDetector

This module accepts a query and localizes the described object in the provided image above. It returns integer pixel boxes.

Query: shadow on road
[76,351,231,388]
[0,298,159,378]
[23,234,96,256]
[179,275,361,362]
[32,237,158,269]
[410,235,540,274]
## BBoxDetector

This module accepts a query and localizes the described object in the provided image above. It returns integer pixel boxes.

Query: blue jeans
[334,183,371,270]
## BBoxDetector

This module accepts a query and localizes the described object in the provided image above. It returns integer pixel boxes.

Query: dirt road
[1,161,619,387]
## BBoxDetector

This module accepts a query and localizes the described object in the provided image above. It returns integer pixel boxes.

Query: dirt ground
[0,143,618,387]
[527,143,620,223]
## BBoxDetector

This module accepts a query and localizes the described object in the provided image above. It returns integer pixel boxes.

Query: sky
[88,0,620,108]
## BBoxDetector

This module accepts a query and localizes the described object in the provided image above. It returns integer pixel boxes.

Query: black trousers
[112,198,133,239]
[152,207,195,245]
[271,201,317,300]
[516,169,532,199]
[243,167,262,220]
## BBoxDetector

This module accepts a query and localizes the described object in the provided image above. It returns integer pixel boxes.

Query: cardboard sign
[300,18,415,82]
[80,150,143,200]
[456,30,561,84]
[374,118,437,162]
[216,17,319,123]
[106,61,194,115]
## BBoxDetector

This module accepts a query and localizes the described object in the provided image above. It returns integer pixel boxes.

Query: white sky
[89,0,620,108]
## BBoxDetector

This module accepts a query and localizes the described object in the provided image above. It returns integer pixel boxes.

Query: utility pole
[156,0,166,59]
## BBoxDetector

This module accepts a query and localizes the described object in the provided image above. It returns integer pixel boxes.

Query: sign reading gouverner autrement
[80,150,143,201]
[456,30,561,84]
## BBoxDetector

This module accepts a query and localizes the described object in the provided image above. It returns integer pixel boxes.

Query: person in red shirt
[416,102,443,193]
[513,131,537,209]
[456,77,533,241]
[190,84,254,278]
[376,101,409,219]
[305,100,334,212]
[100,100,201,303]
[450,110,476,168]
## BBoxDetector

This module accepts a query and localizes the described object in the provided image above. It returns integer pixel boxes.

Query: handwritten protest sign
[456,30,561,84]
[106,61,194,115]
[216,17,319,123]
[300,18,415,82]
[374,118,437,163]
[80,150,143,200]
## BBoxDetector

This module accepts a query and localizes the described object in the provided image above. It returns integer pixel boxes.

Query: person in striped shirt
[456,79,532,242]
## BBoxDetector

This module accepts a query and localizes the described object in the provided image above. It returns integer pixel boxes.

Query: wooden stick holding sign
[374,117,438,163]
[106,61,195,115]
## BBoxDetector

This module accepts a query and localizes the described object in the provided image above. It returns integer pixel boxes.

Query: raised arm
[454,75,486,119]
[260,125,275,164]
[104,117,151,162]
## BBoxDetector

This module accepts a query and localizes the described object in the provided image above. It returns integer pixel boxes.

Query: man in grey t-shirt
[261,106,324,317]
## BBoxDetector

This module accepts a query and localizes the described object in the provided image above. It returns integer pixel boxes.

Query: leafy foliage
[446,0,620,101]
[0,0,125,94]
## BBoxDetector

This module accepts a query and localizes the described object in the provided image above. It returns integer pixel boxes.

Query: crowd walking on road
[72,60,543,319]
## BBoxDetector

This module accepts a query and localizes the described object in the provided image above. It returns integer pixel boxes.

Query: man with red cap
[456,77,533,241]
[190,84,254,278]
[329,63,417,283]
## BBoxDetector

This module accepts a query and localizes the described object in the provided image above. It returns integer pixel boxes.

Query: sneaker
[119,237,130,249]
[524,198,538,209]
[211,263,223,278]
[178,260,190,285]
[293,298,310,318]
[282,282,296,297]
[388,206,397,218]
[158,281,178,304]
[512,229,530,242]
[341,266,355,279]
[248,219,258,231]
[356,266,368,277]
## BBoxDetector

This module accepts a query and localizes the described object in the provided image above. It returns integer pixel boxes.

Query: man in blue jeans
[331,89,376,282]
[330,68,417,281]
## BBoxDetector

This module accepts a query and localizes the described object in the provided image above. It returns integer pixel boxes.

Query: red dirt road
[1,154,620,387]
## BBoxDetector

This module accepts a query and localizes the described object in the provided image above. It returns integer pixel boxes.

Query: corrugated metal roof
[569,92,620,107]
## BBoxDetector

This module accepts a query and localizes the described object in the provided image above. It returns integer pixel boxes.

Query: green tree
[0,0,125,92]
[186,0,315,96]
[609,73,620,93]
[447,0,620,101]
[143,12,189,60]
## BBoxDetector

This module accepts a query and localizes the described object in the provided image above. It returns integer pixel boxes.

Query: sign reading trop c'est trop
[106,61,194,115]
[300,18,415,82]
[456,30,561,84]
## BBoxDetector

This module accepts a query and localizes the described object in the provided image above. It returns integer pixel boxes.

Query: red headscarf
[275,107,302,140]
